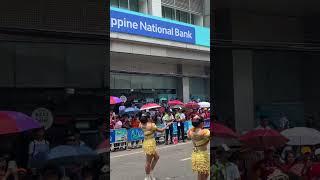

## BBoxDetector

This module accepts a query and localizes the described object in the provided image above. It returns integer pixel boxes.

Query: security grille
[161,0,203,15]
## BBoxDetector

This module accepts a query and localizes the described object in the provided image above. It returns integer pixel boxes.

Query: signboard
[31,108,53,130]
[127,128,144,141]
[110,7,210,47]
[114,128,127,143]
[110,129,115,143]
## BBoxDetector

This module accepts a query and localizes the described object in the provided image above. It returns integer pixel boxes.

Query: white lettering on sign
[110,17,193,39]
[32,108,53,130]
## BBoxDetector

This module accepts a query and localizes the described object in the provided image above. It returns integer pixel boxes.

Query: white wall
[149,0,162,17]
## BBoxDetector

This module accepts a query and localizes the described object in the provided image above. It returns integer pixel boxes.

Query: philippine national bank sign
[110,7,210,47]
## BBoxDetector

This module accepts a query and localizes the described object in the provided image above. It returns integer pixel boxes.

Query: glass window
[162,6,174,20]
[129,0,139,12]
[176,10,189,23]
[110,0,119,7]
[119,0,129,9]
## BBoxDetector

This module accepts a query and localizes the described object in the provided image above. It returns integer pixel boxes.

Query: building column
[182,77,190,103]
[148,0,162,17]
[233,50,255,132]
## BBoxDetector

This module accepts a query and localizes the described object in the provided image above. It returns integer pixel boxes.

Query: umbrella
[110,96,122,105]
[140,103,161,111]
[124,107,140,114]
[160,97,167,101]
[96,140,110,154]
[0,111,41,135]
[239,129,288,149]
[212,122,239,138]
[198,102,210,108]
[46,145,98,165]
[168,100,184,106]
[185,101,200,109]
[281,127,320,145]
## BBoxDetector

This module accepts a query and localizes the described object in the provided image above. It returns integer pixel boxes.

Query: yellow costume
[141,123,157,155]
[188,127,210,175]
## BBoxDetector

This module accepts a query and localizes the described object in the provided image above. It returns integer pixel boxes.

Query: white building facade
[110,0,210,103]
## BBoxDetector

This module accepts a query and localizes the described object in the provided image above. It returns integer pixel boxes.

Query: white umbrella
[198,102,210,108]
[281,127,320,145]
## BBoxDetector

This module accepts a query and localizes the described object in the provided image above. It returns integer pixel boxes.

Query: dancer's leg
[200,173,208,180]
[150,152,160,171]
[145,154,153,175]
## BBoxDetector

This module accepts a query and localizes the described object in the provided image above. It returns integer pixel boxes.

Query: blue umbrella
[46,145,98,165]
[123,107,140,115]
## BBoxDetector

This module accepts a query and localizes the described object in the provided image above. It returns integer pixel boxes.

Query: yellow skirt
[191,150,209,175]
[142,138,157,155]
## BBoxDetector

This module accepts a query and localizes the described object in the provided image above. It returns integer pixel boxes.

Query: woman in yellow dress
[187,115,210,180]
[140,113,169,180]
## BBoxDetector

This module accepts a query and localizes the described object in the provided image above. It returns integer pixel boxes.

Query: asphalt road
[110,141,209,180]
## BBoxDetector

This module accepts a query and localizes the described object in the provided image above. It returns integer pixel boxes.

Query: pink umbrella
[168,100,184,106]
[110,96,122,105]
[212,122,239,138]
[140,103,161,111]
[185,101,200,109]
[0,111,41,135]
[239,129,288,149]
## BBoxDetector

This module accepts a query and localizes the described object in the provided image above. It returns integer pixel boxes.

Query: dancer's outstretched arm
[156,123,172,132]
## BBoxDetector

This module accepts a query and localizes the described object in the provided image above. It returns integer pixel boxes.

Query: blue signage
[127,128,144,141]
[111,9,195,44]
[114,128,127,143]
[110,129,115,143]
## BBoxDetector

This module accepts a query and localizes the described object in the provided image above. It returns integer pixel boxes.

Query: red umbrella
[168,100,184,106]
[185,101,200,109]
[0,111,41,135]
[212,122,239,138]
[110,96,122,105]
[96,139,109,154]
[239,129,288,149]
[140,103,161,111]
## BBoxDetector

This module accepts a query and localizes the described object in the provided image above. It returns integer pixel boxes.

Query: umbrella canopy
[160,97,167,101]
[140,103,161,111]
[168,100,184,106]
[121,107,140,115]
[110,96,122,105]
[47,145,98,165]
[96,140,110,154]
[198,102,210,108]
[239,129,288,149]
[185,101,200,109]
[281,127,320,145]
[212,122,238,138]
[0,111,41,135]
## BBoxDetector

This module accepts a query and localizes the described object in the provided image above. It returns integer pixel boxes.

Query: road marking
[111,142,192,159]
[180,157,191,161]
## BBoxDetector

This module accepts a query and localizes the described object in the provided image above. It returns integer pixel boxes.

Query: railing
[110,119,210,151]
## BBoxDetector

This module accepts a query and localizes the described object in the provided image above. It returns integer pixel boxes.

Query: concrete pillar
[233,50,255,132]
[148,0,162,17]
[182,77,190,103]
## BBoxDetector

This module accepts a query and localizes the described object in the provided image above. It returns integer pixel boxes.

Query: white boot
[144,174,151,180]
[150,171,156,180]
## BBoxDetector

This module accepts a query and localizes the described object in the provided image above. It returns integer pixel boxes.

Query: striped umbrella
[110,96,122,105]
[0,111,41,135]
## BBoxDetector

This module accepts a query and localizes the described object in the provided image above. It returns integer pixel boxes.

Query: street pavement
[111,141,209,180]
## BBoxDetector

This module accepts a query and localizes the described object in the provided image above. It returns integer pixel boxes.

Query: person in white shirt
[279,113,289,130]
[176,109,186,143]
[28,128,50,168]
[162,110,174,145]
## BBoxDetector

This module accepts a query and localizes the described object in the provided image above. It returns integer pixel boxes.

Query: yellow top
[188,127,210,151]
[140,122,157,139]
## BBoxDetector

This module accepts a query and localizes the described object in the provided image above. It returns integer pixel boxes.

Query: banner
[127,128,144,141]
[110,7,210,47]
[110,129,115,143]
[114,128,127,143]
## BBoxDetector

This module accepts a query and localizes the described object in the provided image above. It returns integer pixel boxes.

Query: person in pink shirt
[114,117,123,129]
